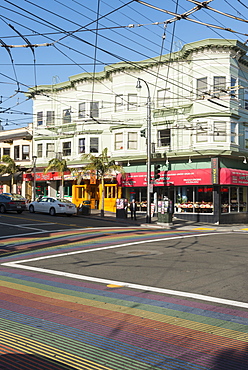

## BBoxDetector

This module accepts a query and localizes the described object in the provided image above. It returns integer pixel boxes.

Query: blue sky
[0,0,247,129]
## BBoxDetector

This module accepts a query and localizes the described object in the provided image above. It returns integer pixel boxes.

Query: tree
[82,148,124,217]
[44,157,70,198]
[0,155,20,192]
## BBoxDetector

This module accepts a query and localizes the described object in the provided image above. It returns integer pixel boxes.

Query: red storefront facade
[118,167,248,224]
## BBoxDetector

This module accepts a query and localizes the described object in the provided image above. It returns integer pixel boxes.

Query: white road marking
[0,221,49,231]
[2,231,247,308]
[3,262,248,309]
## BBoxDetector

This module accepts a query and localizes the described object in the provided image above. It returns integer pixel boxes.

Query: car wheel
[0,205,6,213]
[66,214,72,217]
[17,210,23,214]
[29,205,35,213]
[49,207,56,216]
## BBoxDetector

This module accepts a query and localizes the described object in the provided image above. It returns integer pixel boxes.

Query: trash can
[157,200,173,223]
[79,200,91,215]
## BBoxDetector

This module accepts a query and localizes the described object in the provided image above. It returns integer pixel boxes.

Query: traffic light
[154,164,161,179]
[140,129,146,138]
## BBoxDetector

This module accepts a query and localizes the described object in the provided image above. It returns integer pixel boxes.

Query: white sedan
[29,196,77,216]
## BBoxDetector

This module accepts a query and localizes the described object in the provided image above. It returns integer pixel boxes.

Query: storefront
[119,166,248,224]
[23,171,71,199]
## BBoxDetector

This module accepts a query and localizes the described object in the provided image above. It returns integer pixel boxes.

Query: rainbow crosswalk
[0,228,247,369]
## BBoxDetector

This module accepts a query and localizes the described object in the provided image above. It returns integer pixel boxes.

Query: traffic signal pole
[137,78,151,223]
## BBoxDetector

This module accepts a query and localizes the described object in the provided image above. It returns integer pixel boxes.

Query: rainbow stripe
[0,229,247,369]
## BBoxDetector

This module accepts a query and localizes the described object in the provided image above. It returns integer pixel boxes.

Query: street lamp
[32,155,37,201]
[136,78,152,223]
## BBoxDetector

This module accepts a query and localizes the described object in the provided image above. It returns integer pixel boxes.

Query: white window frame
[78,138,85,154]
[196,77,208,98]
[231,122,237,144]
[46,143,55,158]
[115,95,123,112]
[79,102,86,118]
[128,94,137,111]
[213,121,226,142]
[46,111,55,125]
[22,145,30,160]
[37,143,43,158]
[90,101,99,118]
[158,129,170,147]
[115,133,123,150]
[62,141,71,156]
[37,111,43,126]
[196,123,208,143]
[90,137,99,153]
[127,132,138,150]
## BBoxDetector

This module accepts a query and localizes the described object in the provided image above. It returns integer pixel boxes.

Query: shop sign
[211,158,219,184]
[220,168,248,185]
[119,169,212,187]
[23,171,71,181]
[90,170,97,184]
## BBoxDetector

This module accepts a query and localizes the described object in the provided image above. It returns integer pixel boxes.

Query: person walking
[130,198,137,220]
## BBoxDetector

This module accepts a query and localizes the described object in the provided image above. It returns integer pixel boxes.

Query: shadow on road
[0,354,77,369]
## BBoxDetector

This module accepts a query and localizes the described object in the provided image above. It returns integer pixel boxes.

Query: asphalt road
[0,209,130,237]
[24,231,248,305]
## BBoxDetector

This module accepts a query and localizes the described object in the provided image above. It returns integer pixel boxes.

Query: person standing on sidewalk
[130,199,137,220]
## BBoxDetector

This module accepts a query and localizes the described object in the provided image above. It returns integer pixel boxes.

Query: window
[46,143,55,158]
[158,129,170,147]
[90,137,98,153]
[63,142,71,156]
[128,132,138,150]
[14,145,20,160]
[213,121,226,142]
[244,90,248,110]
[90,101,99,118]
[37,144,43,158]
[213,76,226,93]
[3,148,10,156]
[128,94,137,111]
[115,95,123,112]
[157,89,170,107]
[46,111,55,125]
[22,145,30,160]
[37,111,43,126]
[63,109,71,124]
[114,133,123,150]
[79,102,86,118]
[230,77,237,97]
[196,123,208,142]
[231,122,237,144]
[78,138,85,153]
[245,127,248,149]
[197,77,207,97]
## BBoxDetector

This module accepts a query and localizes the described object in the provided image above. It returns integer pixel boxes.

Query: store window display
[175,186,213,213]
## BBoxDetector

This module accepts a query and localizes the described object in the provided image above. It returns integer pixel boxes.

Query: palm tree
[0,155,20,192]
[82,148,124,217]
[44,157,70,198]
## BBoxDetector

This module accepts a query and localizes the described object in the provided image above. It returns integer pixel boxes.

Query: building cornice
[27,39,248,95]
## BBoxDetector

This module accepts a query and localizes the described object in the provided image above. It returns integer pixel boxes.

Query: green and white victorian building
[26,38,248,223]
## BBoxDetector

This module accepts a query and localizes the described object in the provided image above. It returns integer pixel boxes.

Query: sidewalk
[85,209,248,231]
